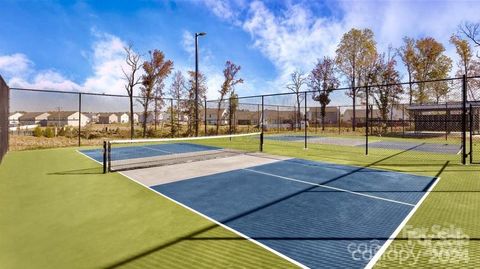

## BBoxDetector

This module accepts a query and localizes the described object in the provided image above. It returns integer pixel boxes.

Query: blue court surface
[80,143,220,162]
[152,158,436,268]
[365,141,460,154]
[266,134,459,154]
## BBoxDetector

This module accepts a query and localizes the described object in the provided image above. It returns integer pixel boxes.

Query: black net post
[260,95,264,152]
[462,75,467,165]
[365,87,369,156]
[402,104,405,137]
[107,141,112,173]
[103,140,107,174]
[78,93,82,147]
[304,92,307,149]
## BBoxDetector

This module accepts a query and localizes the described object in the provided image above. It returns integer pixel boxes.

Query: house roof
[9,112,24,117]
[309,106,339,113]
[19,112,50,120]
[98,112,118,117]
[47,111,81,120]
[407,102,463,111]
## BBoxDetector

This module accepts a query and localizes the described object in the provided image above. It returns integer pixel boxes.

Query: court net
[105,132,262,172]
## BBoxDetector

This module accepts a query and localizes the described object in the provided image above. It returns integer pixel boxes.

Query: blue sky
[1,0,480,110]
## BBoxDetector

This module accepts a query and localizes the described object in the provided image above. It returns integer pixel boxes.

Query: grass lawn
[1,135,478,268]
[0,147,297,268]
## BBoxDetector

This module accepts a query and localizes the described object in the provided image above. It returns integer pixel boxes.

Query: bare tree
[169,71,187,136]
[460,22,480,49]
[216,61,243,134]
[336,28,377,131]
[286,71,307,130]
[122,45,142,139]
[309,57,339,131]
[397,37,416,105]
[139,50,173,138]
[186,71,207,135]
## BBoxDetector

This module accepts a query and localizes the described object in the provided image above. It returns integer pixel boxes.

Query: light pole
[195,32,206,137]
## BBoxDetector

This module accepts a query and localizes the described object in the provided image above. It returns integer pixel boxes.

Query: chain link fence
[0,76,8,163]
[6,75,480,165]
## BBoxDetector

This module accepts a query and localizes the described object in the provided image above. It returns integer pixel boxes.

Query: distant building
[342,106,404,125]
[116,113,129,123]
[47,111,89,127]
[308,107,340,124]
[84,113,99,123]
[98,113,119,124]
[8,112,24,126]
[18,112,50,126]
[204,108,228,125]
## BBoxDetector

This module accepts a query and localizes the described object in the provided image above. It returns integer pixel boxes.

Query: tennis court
[266,134,460,154]
[80,137,438,268]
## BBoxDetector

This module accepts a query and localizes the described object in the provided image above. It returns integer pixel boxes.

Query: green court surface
[1,139,479,268]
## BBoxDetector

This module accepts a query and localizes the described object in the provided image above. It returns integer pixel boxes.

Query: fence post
[402,104,405,137]
[470,104,473,164]
[277,105,280,133]
[338,107,341,135]
[229,97,232,136]
[445,103,448,141]
[260,96,264,152]
[462,75,467,165]
[365,87,369,156]
[304,92,308,149]
[170,99,174,136]
[204,99,207,136]
[78,93,82,147]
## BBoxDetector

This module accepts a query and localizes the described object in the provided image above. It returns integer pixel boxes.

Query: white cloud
[9,70,82,91]
[243,1,344,87]
[2,31,140,96]
[83,31,131,94]
[204,0,237,21]
[0,53,34,78]
[181,30,195,57]
[206,0,480,95]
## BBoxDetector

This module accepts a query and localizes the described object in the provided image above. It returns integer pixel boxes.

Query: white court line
[365,177,441,269]
[76,149,307,267]
[117,171,308,269]
[141,146,171,154]
[76,149,102,165]
[243,168,416,207]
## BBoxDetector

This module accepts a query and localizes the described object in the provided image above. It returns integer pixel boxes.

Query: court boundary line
[76,149,306,267]
[364,176,441,269]
[76,150,102,165]
[141,145,171,154]
[243,168,416,207]
[116,171,308,269]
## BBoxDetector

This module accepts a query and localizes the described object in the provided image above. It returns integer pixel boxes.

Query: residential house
[308,107,340,124]
[8,112,24,126]
[18,112,50,126]
[342,106,404,125]
[47,111,90,127]
[203,108,228,125]
[98,113,119,124]
[84,112,99,123]
[407,102,464,132]
[116,113,129,124]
